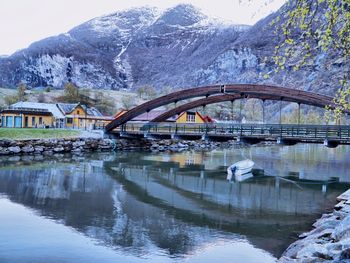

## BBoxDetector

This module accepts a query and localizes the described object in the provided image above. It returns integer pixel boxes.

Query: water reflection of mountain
[0,155,239,258]
[0,148,348,259]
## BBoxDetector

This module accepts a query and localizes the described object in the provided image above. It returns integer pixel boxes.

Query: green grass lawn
[0,128,81,140]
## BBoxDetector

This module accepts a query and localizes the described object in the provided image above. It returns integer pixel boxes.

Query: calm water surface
[0,144,349,263]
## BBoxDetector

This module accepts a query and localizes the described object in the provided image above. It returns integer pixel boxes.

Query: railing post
[262,99,265,124]
[279,100,282,125]
[240,99,243,124]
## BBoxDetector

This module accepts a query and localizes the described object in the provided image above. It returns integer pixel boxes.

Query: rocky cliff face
[0,3,347,95]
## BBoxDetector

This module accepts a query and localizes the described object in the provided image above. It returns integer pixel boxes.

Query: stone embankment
[279,189,350,263]
[0,138,115,155]
[0,137,273,156]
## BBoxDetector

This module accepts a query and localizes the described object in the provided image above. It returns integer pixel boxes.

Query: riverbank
[279,189,350,262]
[0,128,81,140]
[0,136,275,156]
[0,137,115,155]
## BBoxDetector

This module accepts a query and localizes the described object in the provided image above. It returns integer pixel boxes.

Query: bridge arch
[151,94,278,122]
[105,84,335,132]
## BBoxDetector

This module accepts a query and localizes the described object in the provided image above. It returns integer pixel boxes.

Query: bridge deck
[111,123,350,147]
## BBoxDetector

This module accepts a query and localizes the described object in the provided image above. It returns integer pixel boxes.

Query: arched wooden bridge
[106,84,336,132]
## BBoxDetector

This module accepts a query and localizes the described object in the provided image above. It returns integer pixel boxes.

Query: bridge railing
[116,123,350,140]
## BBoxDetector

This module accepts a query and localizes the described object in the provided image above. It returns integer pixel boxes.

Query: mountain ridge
[0,3,346,97]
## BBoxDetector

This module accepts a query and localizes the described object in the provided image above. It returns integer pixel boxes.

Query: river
[0,144,349,263]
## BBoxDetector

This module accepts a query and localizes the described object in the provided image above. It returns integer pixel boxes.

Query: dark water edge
[0,144,349,263]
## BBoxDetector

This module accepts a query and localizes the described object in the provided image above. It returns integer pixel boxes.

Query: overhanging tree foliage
[272,0,350,122]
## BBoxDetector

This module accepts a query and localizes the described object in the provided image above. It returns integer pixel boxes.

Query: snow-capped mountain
[0,3,347,95]
[0,4,248,89]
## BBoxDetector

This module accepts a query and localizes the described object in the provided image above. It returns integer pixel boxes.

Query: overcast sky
[0,0,285,55]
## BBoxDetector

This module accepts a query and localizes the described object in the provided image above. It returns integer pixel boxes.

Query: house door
[24,116,29,128]
[14,116,22,128]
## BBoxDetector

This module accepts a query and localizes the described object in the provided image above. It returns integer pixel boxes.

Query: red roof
[114,110,176,122]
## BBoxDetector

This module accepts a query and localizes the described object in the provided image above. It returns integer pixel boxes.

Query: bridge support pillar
[323,139,339,148]
[171,133,179,140]
[275,177,280,189]
[277,137,298,146]
[237,136,262,145]
[277,137,282,144]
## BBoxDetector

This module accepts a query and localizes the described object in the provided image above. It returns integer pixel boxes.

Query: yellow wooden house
[0,102,111,129]
[176,111,213,124]
[57,103,112,129]
[0,102,65,128]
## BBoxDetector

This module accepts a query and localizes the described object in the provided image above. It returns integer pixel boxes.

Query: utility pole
[85,104,87,130]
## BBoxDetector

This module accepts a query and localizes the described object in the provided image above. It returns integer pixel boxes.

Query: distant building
[176,111,214,124]
[0,101,112,129]
[57,103,111,129]
[114,109,177,123]
[1,102,65,128]
[113,109,214,124]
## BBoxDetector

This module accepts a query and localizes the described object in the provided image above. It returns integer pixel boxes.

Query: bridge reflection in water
[0,145,349,262]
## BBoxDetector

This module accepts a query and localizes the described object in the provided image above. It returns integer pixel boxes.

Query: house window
[39,117,43,125]
[77,110,80,115]
[32,117,36,126]
[186,112,196,122]
[67,118,73,124]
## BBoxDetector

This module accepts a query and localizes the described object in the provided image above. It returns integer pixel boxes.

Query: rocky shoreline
[0,138,115,155]
[279,189,350,263]
[0,137,274,156]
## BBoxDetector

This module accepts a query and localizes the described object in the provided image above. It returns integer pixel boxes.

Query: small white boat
[227,159,255,181]
[235,172,253,182]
